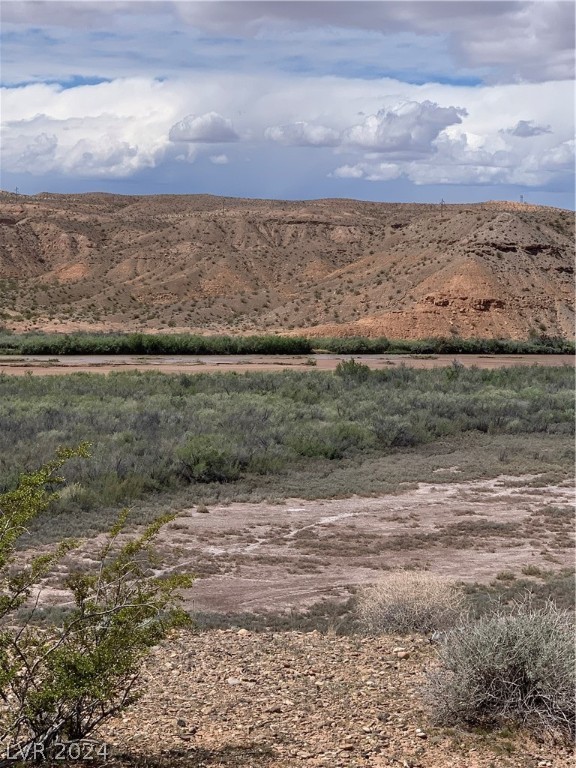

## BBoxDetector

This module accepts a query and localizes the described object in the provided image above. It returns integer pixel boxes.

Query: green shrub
[357,570,464,635]
[177,434,243,482]
[371,414,426,448]
[287,425,344,459]
[335,358,371,381]
[0,448,193,756]
[426,599,575,741]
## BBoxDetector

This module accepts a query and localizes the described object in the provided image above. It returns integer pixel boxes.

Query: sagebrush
[426,599,575,742]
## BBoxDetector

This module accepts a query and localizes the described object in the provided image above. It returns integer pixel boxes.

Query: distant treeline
[0,333,311,356]
[0,331,573,356]
[315,335,575,355]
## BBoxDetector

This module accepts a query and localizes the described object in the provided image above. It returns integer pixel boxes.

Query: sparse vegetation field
[0,365,573,541]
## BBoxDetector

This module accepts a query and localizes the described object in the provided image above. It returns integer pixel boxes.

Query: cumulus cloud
[0,79,179,177]
[267,101,466,157]
[265,121,339,147]
[504,120,552,138]
[331,128,575,189]
[341,101,467,154]
[2,114,159,177]
[168,112,239,143]
[334,162,401,181]
[332,164,365,179]
[2,131,59,174]
[209,154,229,165]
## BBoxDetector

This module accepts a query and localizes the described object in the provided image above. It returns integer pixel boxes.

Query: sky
[1,1,574,208]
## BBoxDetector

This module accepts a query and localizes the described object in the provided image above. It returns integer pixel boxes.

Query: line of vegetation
[0,331,314,356]
[0,330,573,356]
[315,334,575,355]
[0,364,573,540]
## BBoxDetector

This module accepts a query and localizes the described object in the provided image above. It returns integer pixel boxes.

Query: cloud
[331,128,575,189]
[209,154,229,165]
[332,164,365,179]
[505,120,552,138]
[266,101,467,157]
[333,162,401,181]
[341,101,466,154]
[265,121,339,147]
[1,131,59,174]
[168,112,239,143]
[450,0,575,83]
[2,114,160,177]
[1,79,178,177]
[536,138,575,172]
[1,71,572,197]
[3,1,573,88]
[173,1,574,83]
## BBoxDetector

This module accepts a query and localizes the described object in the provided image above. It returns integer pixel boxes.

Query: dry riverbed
[0,353,573,376]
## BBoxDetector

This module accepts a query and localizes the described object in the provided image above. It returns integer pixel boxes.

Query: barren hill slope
[0,192,573,339]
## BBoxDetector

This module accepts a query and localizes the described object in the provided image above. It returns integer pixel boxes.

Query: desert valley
[2,0,575,764]
[0,190,574,768]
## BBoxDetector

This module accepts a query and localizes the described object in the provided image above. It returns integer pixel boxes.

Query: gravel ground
[95,629,573,768]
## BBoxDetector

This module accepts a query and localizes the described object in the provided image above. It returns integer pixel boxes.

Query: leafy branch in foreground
[0,447,193,759]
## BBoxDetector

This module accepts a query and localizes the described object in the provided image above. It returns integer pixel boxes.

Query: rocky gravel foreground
[95,629,572,768]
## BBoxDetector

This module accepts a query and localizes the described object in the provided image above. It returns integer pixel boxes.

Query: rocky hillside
[0,192,573,339]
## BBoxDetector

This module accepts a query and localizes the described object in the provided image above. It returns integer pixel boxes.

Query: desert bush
[335,358,371,381]
[177,434,244,482]
[357,570,464,635]
[371,414,426,448]
[463,569,575,616]
[286,424,344,459]
[0,448,193,758]
[426,599,575,741]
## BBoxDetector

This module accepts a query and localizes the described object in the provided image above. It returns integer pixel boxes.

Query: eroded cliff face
[0,192,573,339]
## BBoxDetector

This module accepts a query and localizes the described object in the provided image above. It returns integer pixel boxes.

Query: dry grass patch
[357,570,465,635]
